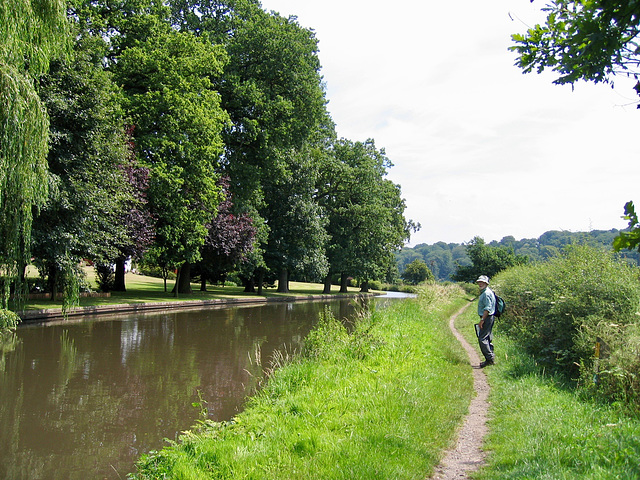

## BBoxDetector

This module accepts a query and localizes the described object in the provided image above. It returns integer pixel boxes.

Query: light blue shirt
[477,287,495,316]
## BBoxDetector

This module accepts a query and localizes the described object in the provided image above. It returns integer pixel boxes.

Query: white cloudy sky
[260,0,640,246]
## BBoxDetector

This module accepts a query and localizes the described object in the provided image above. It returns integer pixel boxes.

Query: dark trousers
[478,315,495,362]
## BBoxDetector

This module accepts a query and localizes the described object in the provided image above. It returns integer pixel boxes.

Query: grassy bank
[455,305,640,480]
[130,285,474,479]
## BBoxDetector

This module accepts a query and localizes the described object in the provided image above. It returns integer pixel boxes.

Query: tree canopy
[33,33,131,302]
[114,28,229,293]
[318,138,416,293]
[511,1,640,103]
[451,237,529,283]
[1,0,417,308]
[401,259,434,285]
[399,229,637,282]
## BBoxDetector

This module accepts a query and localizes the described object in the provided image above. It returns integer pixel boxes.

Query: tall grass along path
[431,302,489,479]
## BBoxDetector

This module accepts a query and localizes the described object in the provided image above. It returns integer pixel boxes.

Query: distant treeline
[397,229,639,281]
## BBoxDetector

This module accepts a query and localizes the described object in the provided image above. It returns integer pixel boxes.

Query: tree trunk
[172,269,178,297]
[339,273,349,293]
[161,267,168,293]
[277,268,289,293]
[18,256,27,284]
[113,257,127,292]
[242,275,256,293]
[200,270,207,292]
[49,264,58,301]
[360,280,369,293]
[323,272,332,294]
[175,261,192,295]
[257,270,264,296]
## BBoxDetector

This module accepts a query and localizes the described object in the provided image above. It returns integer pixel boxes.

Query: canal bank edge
[18,293,378,323]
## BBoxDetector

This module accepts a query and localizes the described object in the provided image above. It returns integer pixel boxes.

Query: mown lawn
[18,270,365,311]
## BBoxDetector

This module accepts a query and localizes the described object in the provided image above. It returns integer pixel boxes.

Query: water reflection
[0,297,392,480]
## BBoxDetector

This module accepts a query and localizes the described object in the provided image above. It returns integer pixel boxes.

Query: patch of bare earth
[429,303,490,480]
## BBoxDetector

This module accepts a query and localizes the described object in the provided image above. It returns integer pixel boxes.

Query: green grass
[18,270,366,311]
[455,306,640,480]
[130,285,475,479]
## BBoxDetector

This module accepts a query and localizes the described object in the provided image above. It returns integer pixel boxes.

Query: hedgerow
[494,245,640,410]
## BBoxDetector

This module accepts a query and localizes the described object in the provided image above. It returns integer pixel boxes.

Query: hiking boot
[479,359,495,368]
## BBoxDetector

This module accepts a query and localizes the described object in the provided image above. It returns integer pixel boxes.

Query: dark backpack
[493,291,506,317]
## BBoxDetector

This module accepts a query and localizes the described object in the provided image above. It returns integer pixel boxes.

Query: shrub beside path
[430,302,489,479]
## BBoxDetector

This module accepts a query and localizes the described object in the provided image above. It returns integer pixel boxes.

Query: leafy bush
[575,320,640,409]
[456,281,478,296]
[138,264,177,280]
[399,284,419,294]
[225,272,242,286]
[378,283,421,293]
[367,279,382,291]
[94,263,115,292]
[0,309,20,332]
[380,283,400,292]
[495,245,640,408]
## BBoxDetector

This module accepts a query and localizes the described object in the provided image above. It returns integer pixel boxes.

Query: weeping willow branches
[0,66,48,277]
[0,0,68,308]
[0,0,69,74]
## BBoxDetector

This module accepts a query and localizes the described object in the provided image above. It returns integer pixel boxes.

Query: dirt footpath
[430,303,490,479]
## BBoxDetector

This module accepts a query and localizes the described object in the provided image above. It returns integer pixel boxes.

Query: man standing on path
[476,275,496,368]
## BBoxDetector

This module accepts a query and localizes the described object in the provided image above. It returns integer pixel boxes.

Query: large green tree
[114,28,229,294]
[0,0,68,308]
[139,1,330,292]
[354,177,416,292]
[401,259,434,285]
[452,236,529,283]
[221,7,330,291]
[33,33,131,303]
[183,3,329,288]
[263,147,329,292]
[318,139,417,293]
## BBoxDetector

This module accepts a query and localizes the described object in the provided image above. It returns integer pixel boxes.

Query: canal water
[0,295,406,480]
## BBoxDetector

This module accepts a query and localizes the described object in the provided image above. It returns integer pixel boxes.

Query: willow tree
[0,0,68,309]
